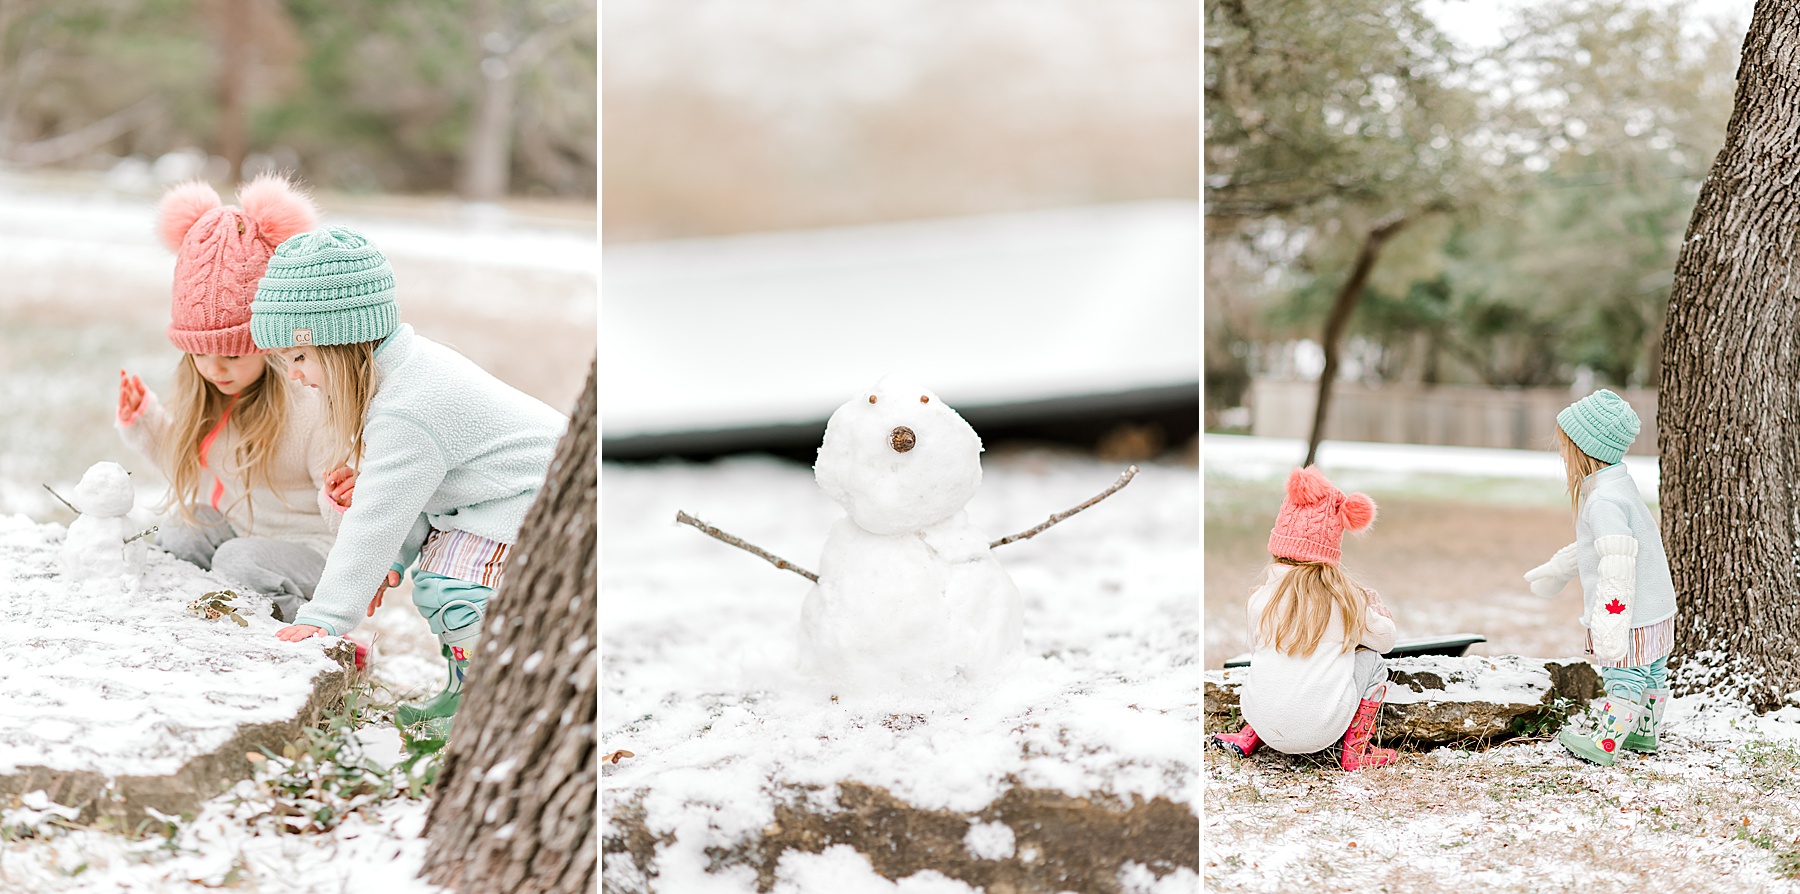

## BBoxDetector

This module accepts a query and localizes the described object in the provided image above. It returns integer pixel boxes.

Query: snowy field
[0,172,593,893]
[600,450,1200,891]
[1206,436,1800,893]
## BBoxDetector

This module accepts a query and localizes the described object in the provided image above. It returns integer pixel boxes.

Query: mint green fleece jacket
[294,324,567,635]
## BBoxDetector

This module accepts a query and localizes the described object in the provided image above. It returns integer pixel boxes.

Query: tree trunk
[1303,212,1408,467]
[459,0,515,202]
[217,0,251,184]
[420,359,596,892]
[1662,1,1800,710]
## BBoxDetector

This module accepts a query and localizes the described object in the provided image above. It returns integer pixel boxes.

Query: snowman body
[799,376,1023,688]
[60,462,147,585]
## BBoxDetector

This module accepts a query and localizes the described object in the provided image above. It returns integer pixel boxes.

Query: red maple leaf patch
[1605,599,1627,615]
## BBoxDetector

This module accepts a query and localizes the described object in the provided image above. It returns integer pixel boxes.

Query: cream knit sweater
[116,379,341,556]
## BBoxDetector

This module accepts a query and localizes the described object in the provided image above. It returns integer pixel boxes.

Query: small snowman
[679,376,1137,693]
[60,461,150,588]
[800,375,1023,688]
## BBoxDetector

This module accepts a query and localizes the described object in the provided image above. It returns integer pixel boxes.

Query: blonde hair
[305,341,379,468]
[1254,557,1371,657]
[1556,427,1608,513]
[158,354,286,525]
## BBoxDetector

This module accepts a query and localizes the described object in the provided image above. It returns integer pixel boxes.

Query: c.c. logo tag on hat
[293,328,314,346]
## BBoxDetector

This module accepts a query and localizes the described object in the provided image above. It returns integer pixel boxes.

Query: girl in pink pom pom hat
[1211,466,1399,771]
[115,175,359,642]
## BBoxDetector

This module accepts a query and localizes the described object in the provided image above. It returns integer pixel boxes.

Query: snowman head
[814,375,983,534]
[70,462,134,517]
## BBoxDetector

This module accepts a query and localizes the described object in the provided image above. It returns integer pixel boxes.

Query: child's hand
[366,569,401,617]
[324,466,357,508]
[277,624,327,641]
[118,369,147,424]
[1364,587,1395,621]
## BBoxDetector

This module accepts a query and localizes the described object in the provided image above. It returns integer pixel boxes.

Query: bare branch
[41,483,77,515]
[675,511,817,583]
[990,465,1139,549]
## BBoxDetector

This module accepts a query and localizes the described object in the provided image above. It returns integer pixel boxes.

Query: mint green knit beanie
[250,225,398,349]
[1557,389,1640,464]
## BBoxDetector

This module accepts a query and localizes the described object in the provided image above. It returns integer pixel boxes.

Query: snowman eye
[919,395,928,403]
[868,395,877,404]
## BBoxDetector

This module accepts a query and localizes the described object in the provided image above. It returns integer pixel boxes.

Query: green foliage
[1510,696,1579,739]
[1212,0,1745,391]
[0,0,595,196]
[237,692,441,834]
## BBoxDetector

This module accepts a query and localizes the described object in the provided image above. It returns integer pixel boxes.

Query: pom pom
[1284,465,1336,506]
[1339,493,1377,531]
[237,174,319,249]
[156,180,222,251]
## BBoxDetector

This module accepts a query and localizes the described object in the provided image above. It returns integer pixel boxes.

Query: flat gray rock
[1204,654,1602,746]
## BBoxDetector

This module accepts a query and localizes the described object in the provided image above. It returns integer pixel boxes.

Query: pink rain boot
[1211,725,1262,757]
[1340,684,1398,771]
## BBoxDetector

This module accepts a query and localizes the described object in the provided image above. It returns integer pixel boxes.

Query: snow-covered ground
[0,514,453,892]
[601,450,1199,891]
[1206,436,1800,893]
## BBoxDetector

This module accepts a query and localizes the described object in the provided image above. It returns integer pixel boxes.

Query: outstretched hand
[118,369,147,424]
[276,624,327,642]
[367,569,401,617]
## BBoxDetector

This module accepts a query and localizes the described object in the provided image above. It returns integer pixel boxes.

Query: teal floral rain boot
[397,599,483,742]
[1622,688,1669,754]
[1558,695,1645,766]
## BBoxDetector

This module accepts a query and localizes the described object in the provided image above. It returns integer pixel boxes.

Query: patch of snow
[0,515,340,776]
[962,820,1015,860]
[603,453,1198,880]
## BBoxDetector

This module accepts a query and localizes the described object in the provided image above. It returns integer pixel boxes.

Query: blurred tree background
[0,0,595,198]
[1205,0,1743,425]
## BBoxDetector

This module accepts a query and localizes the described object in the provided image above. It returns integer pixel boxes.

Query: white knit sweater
[116,379,341,555]
[294,325,567,636]
[1237,564,1397,754]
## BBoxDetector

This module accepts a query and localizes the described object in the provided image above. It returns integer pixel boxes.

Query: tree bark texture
[1304,212,1408,467]
[421,359,597,893]
[1662,0,1800,709]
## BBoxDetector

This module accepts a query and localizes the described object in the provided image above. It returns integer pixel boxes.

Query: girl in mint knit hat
[248,225,567,742]
[1524,389,1677,766]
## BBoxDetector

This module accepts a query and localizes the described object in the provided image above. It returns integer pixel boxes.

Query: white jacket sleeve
[1524,542,1579,598]
[293,412,448,636]
[1590,533,1639,663]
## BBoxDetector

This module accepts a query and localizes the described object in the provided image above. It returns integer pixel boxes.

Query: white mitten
[1589,534,1638,663]
[1524,542,1579,598]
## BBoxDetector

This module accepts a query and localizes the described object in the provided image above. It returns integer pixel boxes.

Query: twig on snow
[990,465,1139,549]
[124,525,159,545]
[675,511,818,583]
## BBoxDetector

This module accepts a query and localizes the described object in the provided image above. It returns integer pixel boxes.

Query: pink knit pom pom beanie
[1267,466,1377,566]
[157,174,319,356]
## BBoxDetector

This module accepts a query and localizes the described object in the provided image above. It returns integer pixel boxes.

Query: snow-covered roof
[599,201,1200,440]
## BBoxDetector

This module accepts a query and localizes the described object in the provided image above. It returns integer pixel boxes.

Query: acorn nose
[890,426,916,453]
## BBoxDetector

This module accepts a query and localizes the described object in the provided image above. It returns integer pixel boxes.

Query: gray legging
[158,507,326,624]
[1354,647,1389,699]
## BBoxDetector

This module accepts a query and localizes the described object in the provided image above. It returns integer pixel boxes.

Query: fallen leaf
[605,750,636,764]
